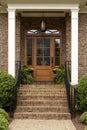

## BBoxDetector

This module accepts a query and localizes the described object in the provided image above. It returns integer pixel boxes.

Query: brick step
[19,91,66,95]
[20,86,65,89]
[20,84,65,88]
[19,89,66,93]
[15,106,69,113]
[20,85,66,90]
[19,89,66,92]
[17,100,68,106]
[14,112,71,119]
[18,95,67,100]
[19,93,67,97]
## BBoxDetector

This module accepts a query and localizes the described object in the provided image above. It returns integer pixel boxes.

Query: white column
[71,9,79,85]
[8,9,16,77]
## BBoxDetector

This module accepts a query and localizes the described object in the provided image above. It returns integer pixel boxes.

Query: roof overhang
[0,0,87,14]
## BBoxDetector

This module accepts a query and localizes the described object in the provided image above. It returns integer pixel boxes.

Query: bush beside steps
[0,108,9,130]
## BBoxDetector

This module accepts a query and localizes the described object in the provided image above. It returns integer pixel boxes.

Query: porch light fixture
[40,12,46,32]
[41,20,46,32]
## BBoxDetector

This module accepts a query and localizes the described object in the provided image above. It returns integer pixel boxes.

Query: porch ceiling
[0,0,87,13]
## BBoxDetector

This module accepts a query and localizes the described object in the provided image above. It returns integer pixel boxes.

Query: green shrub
[54,66,65,84]
[0,71,15,108]
[80,112,87,124]
[84,126,87,130]
[0,108,9,120]
[0,115,8,130]
[21,66,34,84]
[76,75,87,112]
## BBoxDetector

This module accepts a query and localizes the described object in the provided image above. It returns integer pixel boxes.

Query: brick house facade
[0,0,87,85]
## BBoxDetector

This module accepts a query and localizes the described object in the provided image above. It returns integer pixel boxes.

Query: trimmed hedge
[0,108,9,130]
[21,66,34,84]
[76,75,87,112]
[0,108,9,120]
[54,66,65,84]
[80,112,87,124]
[0,71,15,108]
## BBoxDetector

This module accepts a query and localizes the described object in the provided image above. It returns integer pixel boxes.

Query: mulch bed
[72,113,86,130]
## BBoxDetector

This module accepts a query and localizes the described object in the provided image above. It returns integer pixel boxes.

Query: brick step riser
[14,113,71,119]
[15,107,69,113]
[20,85,65,87]
[20,87,65,89]
[18,96,67,100]
[17,101,68,106]
[19,90,66,93]
[19,94,67,97]
[19,92,66,95]
[19,88,66,91]
[19,87,66,90]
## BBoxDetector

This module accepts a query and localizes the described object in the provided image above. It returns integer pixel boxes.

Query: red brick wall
[0,13,21,72]
[66,13,87,79]
[78,14,87,78]
[0,14,8,71]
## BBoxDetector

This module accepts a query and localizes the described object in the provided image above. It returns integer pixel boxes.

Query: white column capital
[8,9,16,19]
[71,9,79,19]
[71,9,79,12]
[7,8,16,12]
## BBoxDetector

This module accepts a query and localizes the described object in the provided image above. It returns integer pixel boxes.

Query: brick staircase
[14,84,71,119]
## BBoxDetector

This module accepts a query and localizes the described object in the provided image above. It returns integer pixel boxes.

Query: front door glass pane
[27,48,32,56]
[44,39,50,47]
[37,58,43,65]
[37,48,43,56]
[27,57,32,65]
[44,58,50,66]
[27,38,32,65]
[37,39,43,47]
[44,48,50,56]
[36,38,50,66]
[55,48,60,56]
[54,38,60,66]
[27,39,32,47]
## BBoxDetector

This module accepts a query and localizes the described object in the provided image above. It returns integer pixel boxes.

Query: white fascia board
[8,4,79,10]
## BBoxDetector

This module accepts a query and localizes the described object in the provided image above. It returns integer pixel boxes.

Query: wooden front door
[25,35,61,81]
[34,37,53,81]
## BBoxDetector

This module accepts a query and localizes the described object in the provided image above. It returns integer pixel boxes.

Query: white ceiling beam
[8,4,79,10]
